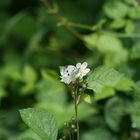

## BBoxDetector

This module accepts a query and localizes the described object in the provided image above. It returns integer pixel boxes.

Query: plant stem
[74,85,79,140]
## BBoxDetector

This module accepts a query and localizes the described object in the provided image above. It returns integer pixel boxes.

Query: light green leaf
[8,129,42,140]
[21,65,37,94]
[97,35,128,67]
[84,34,123,53]
[104,49,128,67]
[87,66,123,93]
[104,1,129,19]
[128,7,140,20]
[82,127,117,140]
[130,42,140,59]
[125,21,135,33]
[124,0,134,4]
[1,51,21,80]
[94,87,115,101]
[36,70,66,105]
[97,35,123,54]
[115,76,134,92]
[20,108,58,140]
[0,88,7,99]
[84,34,128,67]
[110,19,126,29]
[17,138,35,140]
[83,34,98,51]
[22,65,37,84]
[81,94,92,104]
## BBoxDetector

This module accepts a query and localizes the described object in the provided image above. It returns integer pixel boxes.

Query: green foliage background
[0,0,140,139]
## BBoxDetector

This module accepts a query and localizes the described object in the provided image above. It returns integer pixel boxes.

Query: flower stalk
[74,85,80,140]
[60,62,90,140]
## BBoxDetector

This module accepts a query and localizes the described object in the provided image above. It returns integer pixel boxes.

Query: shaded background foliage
[0,0,140,139]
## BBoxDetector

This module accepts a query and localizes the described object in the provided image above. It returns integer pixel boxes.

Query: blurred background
[0,0,140,139]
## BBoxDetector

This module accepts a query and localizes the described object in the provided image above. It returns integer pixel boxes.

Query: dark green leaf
[105,97,129,132]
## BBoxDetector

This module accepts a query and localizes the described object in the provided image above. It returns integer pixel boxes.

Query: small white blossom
[76,62,90,79]
[60,62,90,84]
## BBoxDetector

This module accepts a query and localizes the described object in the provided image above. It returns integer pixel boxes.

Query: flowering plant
[1,0,140,139]
[60,62,90,140]
[19,63,124,140]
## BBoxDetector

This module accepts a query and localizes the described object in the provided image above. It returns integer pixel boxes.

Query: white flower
[76,62,90,79]
[60,62,90,84]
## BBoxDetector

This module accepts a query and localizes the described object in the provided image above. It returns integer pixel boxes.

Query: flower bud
[71,124,76,129]
[63,136,66,139]
[71,116,76,122]
[74,129,78,132]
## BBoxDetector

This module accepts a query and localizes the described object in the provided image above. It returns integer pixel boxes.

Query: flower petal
[85,68,90,74]
[60,67,65,75]
[82,62,88,69]
[76,63,81,68]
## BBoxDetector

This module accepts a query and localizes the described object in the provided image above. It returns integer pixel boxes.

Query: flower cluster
[60,62,90,84]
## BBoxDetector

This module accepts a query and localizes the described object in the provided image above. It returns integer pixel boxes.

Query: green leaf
[128,7,140,20]
[17,138,35,140]
[94,87,115,101]
[81,94,92,104]
[87,66,123,93]
[105,97,129,132]
[84,34,128,67]
[124,0,134,4]
[22,65,37,84]
[97,35,128,67]
[37,70,66,105]
[131,82,140,127]
[83,34,98,51]
[20,108,58,140]
[0,88,7,99]
[131,101,140,129]
[84,34,123,53]
[12,15,39,40]
[130,41,140,59]
[1,12,26,44]
[8,129,42,140]
[115,76,134,92]
[134,81,140,94]
[104,49,128,67]
[1,51,21,80]
[104,1,129,19]
[133,81,140,99]
[125,21,135,33]
[21,65,37,94]
[110,19,126,29]
[82,127,117,140]
[97,35,123,53]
